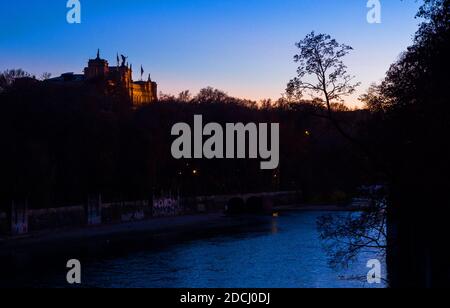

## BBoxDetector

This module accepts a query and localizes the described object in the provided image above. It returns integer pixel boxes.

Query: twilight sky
[0,0,422,106]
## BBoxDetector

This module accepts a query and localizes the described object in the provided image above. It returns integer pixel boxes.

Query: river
[2,211,386,288]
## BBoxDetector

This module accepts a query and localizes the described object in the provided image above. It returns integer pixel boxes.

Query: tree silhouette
[39,72,52,81]
[317,187,387,269]
[177,90,192,103]
[285,33,391,273]
[194,87,230,104]
[0,69,31,92]
[286,32,360,109]
[354,0,450,287]
[286,32,367,155]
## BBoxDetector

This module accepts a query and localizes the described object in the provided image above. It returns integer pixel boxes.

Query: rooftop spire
[96,48,100,59]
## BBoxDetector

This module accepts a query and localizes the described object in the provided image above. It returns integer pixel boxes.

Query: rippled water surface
[4,211,386,288]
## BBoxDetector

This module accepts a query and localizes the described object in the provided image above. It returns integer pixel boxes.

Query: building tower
[84,49,109,80]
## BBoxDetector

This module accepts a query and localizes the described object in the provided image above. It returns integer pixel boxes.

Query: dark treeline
[367,0,450,288]
[0,78,372,209]
[316,0,450,287]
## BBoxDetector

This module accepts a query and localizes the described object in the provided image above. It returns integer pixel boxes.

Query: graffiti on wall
[152,196,183,217]
[10,200,28,235]
[87,194,102,226]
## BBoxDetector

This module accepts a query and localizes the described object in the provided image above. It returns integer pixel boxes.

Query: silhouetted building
[48,50,158,106]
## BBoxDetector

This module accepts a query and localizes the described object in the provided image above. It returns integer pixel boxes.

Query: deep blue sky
[0,0,422,106]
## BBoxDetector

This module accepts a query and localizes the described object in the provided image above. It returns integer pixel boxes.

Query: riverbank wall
[0,191,303,238]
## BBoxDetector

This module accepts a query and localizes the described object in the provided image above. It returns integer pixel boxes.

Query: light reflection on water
[2,211,386,288]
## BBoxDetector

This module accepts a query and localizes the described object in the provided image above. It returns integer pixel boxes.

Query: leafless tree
[317,190,387,269]
[40,72,52,81]
[286,33,387,269]
[0,69,31,92]
[286,32,367,151]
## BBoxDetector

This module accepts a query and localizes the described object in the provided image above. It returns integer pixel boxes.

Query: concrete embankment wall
[0,191,302,237]
[190,191,303,213]
[0,200,164,235]
[0,199,159,236]
[0,212,7,236]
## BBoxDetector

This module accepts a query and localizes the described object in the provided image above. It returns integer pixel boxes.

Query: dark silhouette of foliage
[0,77,371,210]
[306,1,450,287]
[356,0,449,287]
[318,187,387,269]
[286,32,372,160]
[0,69,32,93]
[286,32,360,107]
